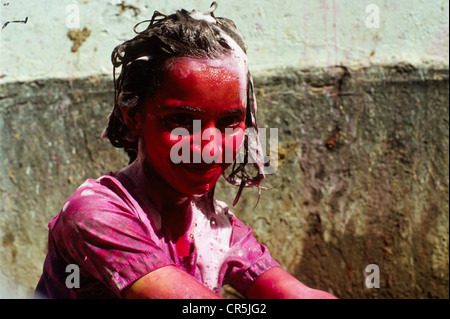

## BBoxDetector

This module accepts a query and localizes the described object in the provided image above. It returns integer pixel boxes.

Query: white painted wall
[0,0,448,83]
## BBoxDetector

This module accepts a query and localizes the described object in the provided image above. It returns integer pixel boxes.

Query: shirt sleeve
[50,178,174,297]
[222,214,280,296]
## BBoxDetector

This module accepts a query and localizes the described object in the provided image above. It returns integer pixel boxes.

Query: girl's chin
[175,176,222,197]
[190,184,215,195]
[144,161,224,197]
[175,175,221,196]
[175,164,222,191]
[166,182,215,198]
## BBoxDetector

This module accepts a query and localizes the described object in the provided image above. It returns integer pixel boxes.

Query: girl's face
[138,57,247,196]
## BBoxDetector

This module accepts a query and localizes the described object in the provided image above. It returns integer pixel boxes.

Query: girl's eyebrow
[159,105,246,115]
[226,108,246,115]
[160,105,201,113]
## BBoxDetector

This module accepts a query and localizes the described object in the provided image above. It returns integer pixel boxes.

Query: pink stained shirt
[35,173,279,298]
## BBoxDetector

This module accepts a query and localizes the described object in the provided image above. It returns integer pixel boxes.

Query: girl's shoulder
[49,174,145,231]
[68,174,138,211]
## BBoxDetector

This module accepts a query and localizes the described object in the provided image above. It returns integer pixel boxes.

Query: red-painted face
[136,57,247,196]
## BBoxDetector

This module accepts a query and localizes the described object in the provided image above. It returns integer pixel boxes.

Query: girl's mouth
[181,162,221,174]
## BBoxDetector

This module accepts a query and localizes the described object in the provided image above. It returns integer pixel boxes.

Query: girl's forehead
[166,56,246,81]
[155,56,248,107]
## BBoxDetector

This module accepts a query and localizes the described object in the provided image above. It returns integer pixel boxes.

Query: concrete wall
[1,0,448,298]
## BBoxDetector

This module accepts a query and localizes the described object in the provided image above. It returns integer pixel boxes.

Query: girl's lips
[181,162,221,173]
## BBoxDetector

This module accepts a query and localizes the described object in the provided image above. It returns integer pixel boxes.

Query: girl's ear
[120,107,143,137]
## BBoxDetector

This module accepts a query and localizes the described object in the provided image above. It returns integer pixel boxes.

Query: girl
[35,3,335,299]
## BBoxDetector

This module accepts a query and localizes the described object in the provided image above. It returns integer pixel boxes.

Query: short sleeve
[222,215,280,296]
[50,178,174,297]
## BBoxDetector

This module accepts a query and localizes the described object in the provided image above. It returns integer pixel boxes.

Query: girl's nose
[191,126,223,164]
[202,127,223,164]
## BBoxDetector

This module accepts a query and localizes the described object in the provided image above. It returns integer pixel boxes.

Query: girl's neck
[120,156,193,241]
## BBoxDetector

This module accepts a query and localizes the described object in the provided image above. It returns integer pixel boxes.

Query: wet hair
[103,2,265,205]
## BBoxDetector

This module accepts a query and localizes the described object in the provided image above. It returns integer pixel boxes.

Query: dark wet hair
[103,2,265,205]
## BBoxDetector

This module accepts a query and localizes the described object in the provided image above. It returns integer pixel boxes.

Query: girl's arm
[123,265,223,299]
[123,265,336,299]
[245,266,337,299]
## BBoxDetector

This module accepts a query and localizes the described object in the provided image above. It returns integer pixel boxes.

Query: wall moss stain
[67,27,92,53]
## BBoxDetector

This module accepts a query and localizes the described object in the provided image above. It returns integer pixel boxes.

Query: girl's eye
[218,116,244,130]
[164,114,194,129]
